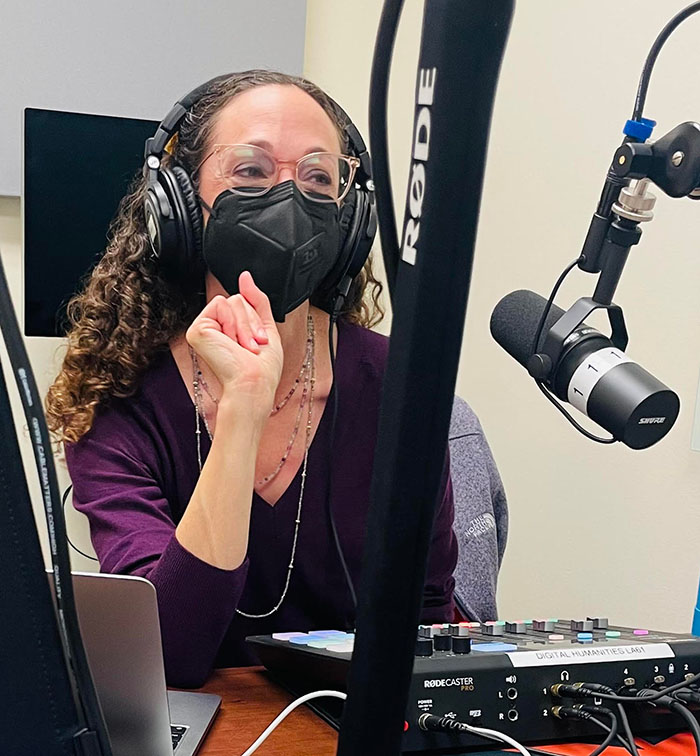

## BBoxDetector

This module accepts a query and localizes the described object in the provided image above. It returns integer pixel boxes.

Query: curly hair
[46,70,384,445]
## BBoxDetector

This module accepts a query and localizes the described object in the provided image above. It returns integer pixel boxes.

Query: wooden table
[196,666,338,755]
[194,667,695,755]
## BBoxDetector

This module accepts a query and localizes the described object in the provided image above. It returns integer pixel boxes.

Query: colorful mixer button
[471,642,518,653]
[308,639,350,649]
[548,634,565,641]
[577,632,594,641]
[606,631,622,638]
[633,629,649,636]
[328,642,355,654]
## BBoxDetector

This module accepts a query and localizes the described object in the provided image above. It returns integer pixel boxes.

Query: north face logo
[464,513,496,539]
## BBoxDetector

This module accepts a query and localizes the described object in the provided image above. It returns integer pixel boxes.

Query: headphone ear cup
[343,189,375,282]
[152,165,203,282]
[312,187,375,312]
[171,165,203,259]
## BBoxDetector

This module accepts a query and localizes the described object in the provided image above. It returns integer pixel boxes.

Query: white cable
[464,723,531,756]
[240,689,347,756]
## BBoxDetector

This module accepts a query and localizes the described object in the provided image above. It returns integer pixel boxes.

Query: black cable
[674,688,700,705]
[555,705,627,756]
[635,689,700,756]
[577,705,629,754]
[0,255,112,753]
[530,256,617,445]
[530,257,582,358]
[61,484,99,562]
[325,302,357,621]
[368,0,404,300]
[536,382,617,445]
[668,700,700,755]
[616,703,640,756]
[586,712,618,756]
[632,1,700,121]
[557,674,700,704]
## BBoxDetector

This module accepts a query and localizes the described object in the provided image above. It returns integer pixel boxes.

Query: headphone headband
[144,73,372,185]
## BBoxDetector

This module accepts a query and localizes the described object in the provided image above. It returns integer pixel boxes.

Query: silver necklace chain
[189,319,316,619]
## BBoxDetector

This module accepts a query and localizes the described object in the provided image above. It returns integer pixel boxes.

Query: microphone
[490,289,680,449]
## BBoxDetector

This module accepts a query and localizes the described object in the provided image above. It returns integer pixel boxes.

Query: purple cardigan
[65,320,457,688]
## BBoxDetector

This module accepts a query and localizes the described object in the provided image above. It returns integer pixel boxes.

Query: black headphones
[143,73,377,311]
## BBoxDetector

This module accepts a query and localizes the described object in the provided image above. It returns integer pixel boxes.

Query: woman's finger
[238,271,276,330]
[239,296,268,344]
[229,295,260,353]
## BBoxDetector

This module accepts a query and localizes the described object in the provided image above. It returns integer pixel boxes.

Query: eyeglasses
[197,144,360,203]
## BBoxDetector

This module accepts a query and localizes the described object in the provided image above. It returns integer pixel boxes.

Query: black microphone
[490,289,680,449]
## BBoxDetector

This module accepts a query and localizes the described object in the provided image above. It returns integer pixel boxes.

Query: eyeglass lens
[214,145,352,201]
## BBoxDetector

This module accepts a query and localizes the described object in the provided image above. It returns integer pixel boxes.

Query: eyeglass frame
[194,143,361,204]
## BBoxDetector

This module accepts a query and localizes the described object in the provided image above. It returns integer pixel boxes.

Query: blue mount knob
[623,118,657,142]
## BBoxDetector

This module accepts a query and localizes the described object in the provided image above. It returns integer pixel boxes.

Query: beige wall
[305,0,700,631]
[0,197,96,570]
[2,0,700,626]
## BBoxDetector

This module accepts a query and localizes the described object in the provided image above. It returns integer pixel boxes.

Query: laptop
[47,571,220,755]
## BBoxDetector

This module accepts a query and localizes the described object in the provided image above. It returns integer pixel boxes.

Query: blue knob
[623,118,656,141]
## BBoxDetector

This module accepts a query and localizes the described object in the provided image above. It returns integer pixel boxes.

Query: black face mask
[202,181,341,322]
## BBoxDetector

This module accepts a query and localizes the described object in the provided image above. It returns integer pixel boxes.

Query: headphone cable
[325,300,358,625]
[61,484,99,562]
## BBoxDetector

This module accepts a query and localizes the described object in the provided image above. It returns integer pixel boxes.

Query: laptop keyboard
[171,724,189,750]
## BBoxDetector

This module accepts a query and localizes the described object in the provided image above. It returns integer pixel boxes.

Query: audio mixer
[248,617,700,752]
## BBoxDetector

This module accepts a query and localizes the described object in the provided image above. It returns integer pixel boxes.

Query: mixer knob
[571,620,594,632]
[452,636,472,654]
[588,617,609,629]
[434,634,453,652]
[415,637,433,657]
[505,621,528,634]
[482,621,505,636]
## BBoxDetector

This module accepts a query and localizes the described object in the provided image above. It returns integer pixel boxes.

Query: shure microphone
[490,289,680,449]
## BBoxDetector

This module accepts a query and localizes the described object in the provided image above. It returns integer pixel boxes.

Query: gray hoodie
[449,396,508,622]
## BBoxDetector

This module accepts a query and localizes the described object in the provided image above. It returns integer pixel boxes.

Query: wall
[1,0,307,194]
[304,0,700,632]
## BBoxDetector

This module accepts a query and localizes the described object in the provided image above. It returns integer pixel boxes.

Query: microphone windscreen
[489,289,565,368]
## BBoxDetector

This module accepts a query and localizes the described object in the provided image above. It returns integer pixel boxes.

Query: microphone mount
[531,117,700,385]
[527,297,628,384]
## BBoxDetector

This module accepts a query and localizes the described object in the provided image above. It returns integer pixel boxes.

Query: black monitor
[23,107,160,337]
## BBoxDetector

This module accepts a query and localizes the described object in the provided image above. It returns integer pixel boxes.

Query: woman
[46,70,457,688]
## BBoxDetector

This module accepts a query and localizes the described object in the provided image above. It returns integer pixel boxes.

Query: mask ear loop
[198,195,218,220]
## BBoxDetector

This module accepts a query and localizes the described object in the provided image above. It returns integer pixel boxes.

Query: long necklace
[190,317,316,619]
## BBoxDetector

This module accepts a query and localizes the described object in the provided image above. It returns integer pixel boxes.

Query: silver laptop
[48,571,220,756]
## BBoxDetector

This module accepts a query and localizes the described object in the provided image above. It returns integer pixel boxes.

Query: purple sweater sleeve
[420,459,458,624]
[65,411,248,688]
